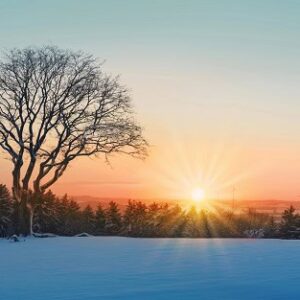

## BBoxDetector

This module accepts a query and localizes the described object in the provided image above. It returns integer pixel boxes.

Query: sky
[0,0,300,201]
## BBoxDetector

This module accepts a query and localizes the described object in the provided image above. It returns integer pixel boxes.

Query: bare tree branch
[0,46,148,198]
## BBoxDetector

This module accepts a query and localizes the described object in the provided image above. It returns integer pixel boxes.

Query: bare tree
[0,46,147,235]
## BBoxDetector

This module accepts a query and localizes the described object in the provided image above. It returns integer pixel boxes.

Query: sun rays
[146,131,262,203]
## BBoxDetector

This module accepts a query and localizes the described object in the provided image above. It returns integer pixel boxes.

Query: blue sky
[1,0,299,117]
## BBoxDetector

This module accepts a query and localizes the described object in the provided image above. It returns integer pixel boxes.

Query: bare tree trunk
[17,198,30,236]
[13,184,33,236]
[28,204,34,236]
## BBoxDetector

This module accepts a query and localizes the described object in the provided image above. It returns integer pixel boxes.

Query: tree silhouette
[95,204,106,235]
[105,201,122,234]
[0,184,12,236]
[81,205,96,234]
[0,46,147,234]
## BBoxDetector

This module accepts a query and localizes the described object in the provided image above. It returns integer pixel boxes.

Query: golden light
[191,188,205,202]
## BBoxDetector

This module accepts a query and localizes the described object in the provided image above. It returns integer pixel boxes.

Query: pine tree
[280,205,300,237]
[182,206,200,237]
[0,184,12,237]
[198,210,211,237]
[56,195,81,236]
[145,202,162,236]
[153,203,171,237]
[95,204,106,235]
[282,206,298,227]
[33,190,58,233]
[105,201,122,234]
[123,200,136,234]
[123,200,147,236]
[81,205,96,234]
[165,204,186,237]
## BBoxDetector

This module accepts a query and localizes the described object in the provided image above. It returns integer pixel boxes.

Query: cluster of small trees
[0,183,281,238]
[0,185,123,237]
[122,202,274,238]
[278,206,300,238]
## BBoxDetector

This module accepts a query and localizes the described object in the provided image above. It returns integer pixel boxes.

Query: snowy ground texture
[1,237,300,300]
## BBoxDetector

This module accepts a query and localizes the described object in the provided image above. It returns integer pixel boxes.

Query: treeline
[0,183,298,238]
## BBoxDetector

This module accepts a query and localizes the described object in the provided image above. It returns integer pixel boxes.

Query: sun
[191,188,205,202]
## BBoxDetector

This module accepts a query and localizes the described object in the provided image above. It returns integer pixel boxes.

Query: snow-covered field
[1,237,300,300]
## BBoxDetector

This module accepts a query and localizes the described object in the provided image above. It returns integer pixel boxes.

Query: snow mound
[9,234,20,242]
[74,232,93,237]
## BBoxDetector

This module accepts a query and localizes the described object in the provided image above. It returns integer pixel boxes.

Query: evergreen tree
[56,195,81,236]
[0,184,12,237]
[145,202,161,236]
[123,200,147,236]
[139,203,186,237]
[282,206,298,227]
[95,204,106,235]
[198,210,211,237]
[183,206,200,237]
[280,205,300,237]
[168,204,186,237]
[81,205,96,234]
[33,190,58,233]
[105,201,122,234]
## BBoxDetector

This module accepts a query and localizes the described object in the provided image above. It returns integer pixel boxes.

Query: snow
[1,237,300,300]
